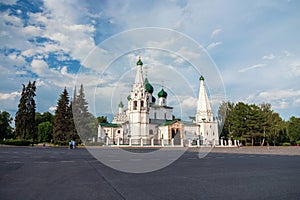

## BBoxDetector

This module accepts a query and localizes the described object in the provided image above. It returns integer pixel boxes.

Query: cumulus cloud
[258,89,300,101]
[0,0,299,120]
[289,63,300,76]
[0,91,20,100]
[180,96,197,110]
[31,59,49,76]
[48,106,56,112]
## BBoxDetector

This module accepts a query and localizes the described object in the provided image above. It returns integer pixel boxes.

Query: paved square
[1,146,300,200]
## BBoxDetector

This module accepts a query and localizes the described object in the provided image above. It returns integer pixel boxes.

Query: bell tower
[127,57,149,143]
[195,75,219,146]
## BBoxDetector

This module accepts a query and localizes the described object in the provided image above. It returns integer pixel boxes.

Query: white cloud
[211,28,222,38]
[258,89,300,101]
[0,91,20,100]
[238,63,267,72]
[60,66,68,75]
[262,54,275,60]
[0,0,299,120]
[48,106,56,112]
[35,78,46,87]
[207,42,222,50]
[180,96,197,110]
[31,59,49,76]
[276,101,288,109]
[289,63,300,76]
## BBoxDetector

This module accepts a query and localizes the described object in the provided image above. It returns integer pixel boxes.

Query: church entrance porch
[171,128,181,145]
[167,120,183,146]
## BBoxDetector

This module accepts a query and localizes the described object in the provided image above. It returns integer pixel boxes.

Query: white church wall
[159,126,169,140]
[184,125,199,141]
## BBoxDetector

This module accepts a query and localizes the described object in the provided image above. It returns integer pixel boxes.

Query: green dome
[199,75,205,81]
[158,88,167,98]
[137,59,143,66]
[144,78,154,93]
[118,101,124,108]
[127,95,131,100]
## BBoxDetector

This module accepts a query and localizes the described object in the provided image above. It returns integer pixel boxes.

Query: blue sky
[0,0,299,121]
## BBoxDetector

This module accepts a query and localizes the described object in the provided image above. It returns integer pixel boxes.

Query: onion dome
[144,78,154,93]
[158,88,167,98]
[118,101,124,108]
[200,75,205,81]
[127,95,131,100]
[136,58,143,66]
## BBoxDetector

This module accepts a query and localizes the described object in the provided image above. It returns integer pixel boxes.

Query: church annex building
[98,58,219,146]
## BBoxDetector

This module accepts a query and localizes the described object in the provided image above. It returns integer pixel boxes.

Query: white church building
[98,58,219,146]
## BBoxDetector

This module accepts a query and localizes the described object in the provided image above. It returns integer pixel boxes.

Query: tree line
[0,81,106,145]
[218,102,300,146]
[1,81,299,146]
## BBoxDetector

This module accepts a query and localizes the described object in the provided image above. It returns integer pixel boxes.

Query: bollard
[129,138,132,146]
[140,138,143,147]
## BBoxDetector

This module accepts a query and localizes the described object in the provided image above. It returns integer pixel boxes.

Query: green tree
[230,102,249,143]
[68,99,81,144]
[258,103,273,146]
[97,116,108,123]
[287,116,300,144]
[73,84,97,143]
[53,88,70,144]
[269,112,285,146]
[35,112,54,126]
[218,101,234,140]
[0,111,13,139]
[15,81,37,140]
[38,122,53,143]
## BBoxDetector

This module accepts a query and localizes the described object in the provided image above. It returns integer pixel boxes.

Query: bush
[0,139,33,146]
[246,143,252,146]
[281,142,291,146]
[53,141,69,146]
[296,140,300,145]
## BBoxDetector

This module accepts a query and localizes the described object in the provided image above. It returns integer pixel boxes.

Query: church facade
[98,58,219,146]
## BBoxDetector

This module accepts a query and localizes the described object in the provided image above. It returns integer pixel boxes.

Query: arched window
[141,101,144,107]
[133,101,137,110]
[149,130,153,135]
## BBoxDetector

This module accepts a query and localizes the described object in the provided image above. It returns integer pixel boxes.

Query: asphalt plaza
[1,146,300,200]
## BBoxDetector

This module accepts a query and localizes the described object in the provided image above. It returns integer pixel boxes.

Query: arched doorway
[172,128,181,145]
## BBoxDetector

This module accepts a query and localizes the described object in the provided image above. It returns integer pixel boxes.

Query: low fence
[99,138,240,147]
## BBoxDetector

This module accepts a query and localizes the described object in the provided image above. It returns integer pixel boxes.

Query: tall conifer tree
[53,88,70,144]
[15,81,36,139]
